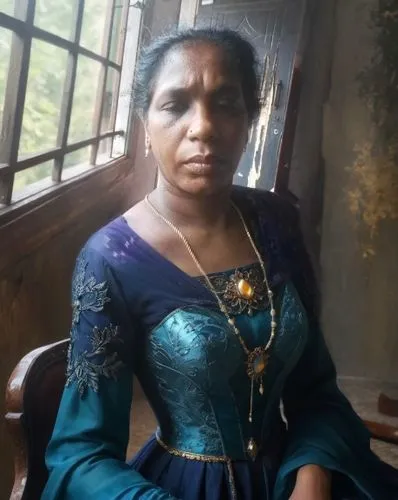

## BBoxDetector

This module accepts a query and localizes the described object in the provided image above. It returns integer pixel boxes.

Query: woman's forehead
[151,42,240,97]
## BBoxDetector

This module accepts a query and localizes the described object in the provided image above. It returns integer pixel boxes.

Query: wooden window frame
[0,0,136,213]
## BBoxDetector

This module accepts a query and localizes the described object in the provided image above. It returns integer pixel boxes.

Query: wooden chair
[5,340,398,500]
[378,392,398,419]
[5,340,69,500]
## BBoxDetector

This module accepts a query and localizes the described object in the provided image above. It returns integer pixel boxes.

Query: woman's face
[145,41,249,196]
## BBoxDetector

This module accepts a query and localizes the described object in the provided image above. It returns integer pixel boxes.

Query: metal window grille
[0,0,140,207]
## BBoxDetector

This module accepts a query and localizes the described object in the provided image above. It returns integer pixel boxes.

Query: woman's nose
[187,103,217,142]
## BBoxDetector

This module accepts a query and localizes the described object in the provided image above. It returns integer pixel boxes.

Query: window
[0,0,143,207]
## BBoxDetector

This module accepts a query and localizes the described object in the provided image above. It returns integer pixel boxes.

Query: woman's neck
[149,185,234,233]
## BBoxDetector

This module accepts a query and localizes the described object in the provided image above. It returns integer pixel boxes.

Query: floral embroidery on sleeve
[67,324,125,397]
[66,250,125,397]
[71,252,110,327]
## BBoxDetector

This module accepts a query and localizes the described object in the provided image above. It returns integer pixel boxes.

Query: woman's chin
[179,175,233,197]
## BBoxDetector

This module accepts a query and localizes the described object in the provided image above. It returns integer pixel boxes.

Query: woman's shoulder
[75,215,144,275]
[81,216,126,254]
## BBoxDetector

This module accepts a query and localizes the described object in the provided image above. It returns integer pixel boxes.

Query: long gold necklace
[145,194,277,460]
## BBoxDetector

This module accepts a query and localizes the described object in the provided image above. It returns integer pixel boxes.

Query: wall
[292,0,398,383]
[321,0,398,382]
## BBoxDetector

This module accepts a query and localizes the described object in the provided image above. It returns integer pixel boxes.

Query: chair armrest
[5,339,69,500]
[363,419,398,446]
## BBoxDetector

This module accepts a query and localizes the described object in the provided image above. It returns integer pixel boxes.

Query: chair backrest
[5,340,69,500]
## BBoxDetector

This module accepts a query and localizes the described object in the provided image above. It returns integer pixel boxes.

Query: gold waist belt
[156,433,238,499]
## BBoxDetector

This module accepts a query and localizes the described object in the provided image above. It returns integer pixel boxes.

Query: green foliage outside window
[0,0,114,195]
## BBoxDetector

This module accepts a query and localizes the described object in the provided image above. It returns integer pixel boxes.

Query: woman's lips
[183,155,225,175]
[184,162,216,174]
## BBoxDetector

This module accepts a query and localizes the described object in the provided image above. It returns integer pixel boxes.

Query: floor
[339,378,398,469]
[127,378,398,469]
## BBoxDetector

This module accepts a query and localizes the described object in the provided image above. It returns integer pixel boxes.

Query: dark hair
[134,28,260,124]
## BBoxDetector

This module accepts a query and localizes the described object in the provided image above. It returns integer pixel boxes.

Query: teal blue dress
[42,187,397,499]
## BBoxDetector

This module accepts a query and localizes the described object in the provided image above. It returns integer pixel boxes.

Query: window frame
[0,0,136,212]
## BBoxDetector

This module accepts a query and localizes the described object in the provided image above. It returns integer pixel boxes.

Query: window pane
[98,137,114,164]
[13,161,53,198]
[109,1,124,63]
[68,56,102,143]
[2,1,37,21]
[80,0,107,55]
[1,0,16,17]
[100,137,123,164]
[34,0,76,41]
[112,133,126,157]
[62,140,117,182]
[101,67,119,133]
[0,28,12,133]
[63,146,90,171]
[112,132,126,158]
[19,39,68,158]
[62,146,93,181]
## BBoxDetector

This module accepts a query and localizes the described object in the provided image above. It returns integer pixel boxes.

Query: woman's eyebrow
[155,82,241,103]
[212,84,241,95]
[156,87,188,100]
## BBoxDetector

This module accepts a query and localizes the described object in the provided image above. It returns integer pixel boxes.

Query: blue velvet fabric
[42,187,398,500]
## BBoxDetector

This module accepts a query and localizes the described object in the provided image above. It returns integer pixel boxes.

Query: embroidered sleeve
[71,252,110,327]
[66,249,126,397]
[43,243,177,500]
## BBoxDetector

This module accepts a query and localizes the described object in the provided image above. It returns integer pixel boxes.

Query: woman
[43,29,397,499]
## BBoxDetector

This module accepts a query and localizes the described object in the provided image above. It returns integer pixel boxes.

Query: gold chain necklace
[145,194,277,460]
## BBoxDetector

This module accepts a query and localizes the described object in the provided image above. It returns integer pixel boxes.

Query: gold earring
[145,136,151,158]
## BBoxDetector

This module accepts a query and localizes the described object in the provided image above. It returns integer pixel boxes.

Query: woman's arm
[42,245,176,500]
[289,465,331,500]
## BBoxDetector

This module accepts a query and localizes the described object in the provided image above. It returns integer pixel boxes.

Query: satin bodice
[136,281,308,460]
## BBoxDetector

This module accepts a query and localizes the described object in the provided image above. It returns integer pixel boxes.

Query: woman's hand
[289,464,332,500]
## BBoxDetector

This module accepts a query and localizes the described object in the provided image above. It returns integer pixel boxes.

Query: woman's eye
[216,96,241,109]
[217,99,230,107]
[161,101,186,113]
